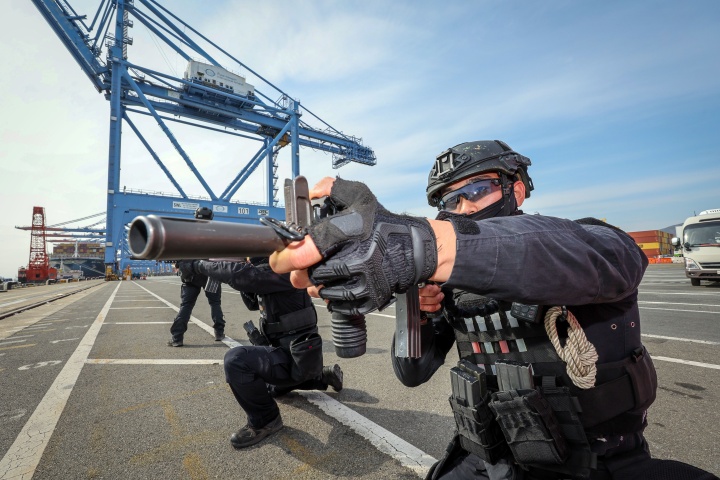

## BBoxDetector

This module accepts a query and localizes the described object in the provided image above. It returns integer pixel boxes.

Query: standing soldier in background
[167,207,225,347]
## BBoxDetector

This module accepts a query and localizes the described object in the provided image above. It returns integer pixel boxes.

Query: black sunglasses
[437,178,502,211]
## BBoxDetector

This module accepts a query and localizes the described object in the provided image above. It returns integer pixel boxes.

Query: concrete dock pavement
[0,266,718,478]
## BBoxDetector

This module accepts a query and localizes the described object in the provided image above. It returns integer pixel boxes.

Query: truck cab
[672,209,720,286]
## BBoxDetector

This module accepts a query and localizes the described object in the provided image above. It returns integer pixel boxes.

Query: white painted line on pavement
[132,282,239,348]
[108,306,173,309]
[642,334,720,345]
[106,321,173,324]
[639,301,720,308]
[0,282,121,480]
[112,300,162,302]
[652,356,720,370]
[639,306,719,314]
[137,282,435,476]
[0,299,30,308]
[132,283,211,330]
[299,391,436,476]
[639,290,720,296]
[0,339,27,346]
[86,359,221,365]
[50,338,80,344]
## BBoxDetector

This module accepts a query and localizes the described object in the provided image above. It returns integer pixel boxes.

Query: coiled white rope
[544,306,598,389]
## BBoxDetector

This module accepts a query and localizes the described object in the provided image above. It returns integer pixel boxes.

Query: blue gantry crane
[31,0,375,275]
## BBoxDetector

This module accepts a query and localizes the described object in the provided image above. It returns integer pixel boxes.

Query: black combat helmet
[426,140,534,208]
[194,206,214,220]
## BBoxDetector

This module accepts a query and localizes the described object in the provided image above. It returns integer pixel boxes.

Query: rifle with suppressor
[127,176,422,359]
[128,177,314,261]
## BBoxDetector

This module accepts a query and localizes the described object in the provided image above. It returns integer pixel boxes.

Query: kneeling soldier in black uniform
[176,257,343,449]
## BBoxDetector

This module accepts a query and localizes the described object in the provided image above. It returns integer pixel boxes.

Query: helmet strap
[465,192,516,220]
[466,174,517,220]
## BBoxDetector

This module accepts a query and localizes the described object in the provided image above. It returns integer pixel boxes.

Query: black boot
[230,415,283,449]
[321,364,343,392]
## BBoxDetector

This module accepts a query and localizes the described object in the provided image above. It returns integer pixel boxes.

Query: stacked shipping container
[51,243,105,256]
[627,230,673,258]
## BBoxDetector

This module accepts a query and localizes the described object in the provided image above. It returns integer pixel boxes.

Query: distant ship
[50,242,106,279]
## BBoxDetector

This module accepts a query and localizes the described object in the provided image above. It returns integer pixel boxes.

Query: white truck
[671,208,720,286]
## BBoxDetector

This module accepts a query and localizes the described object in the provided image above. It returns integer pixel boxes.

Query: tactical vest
[255,295,322,382]
[446,297,657,479]
[257,293,318,346]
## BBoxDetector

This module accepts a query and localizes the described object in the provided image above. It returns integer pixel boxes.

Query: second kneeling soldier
[180,257,343,449]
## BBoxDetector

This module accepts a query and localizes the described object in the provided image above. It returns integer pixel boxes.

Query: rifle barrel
[128,215,286,260]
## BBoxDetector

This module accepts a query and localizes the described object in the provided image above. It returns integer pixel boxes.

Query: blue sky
[1,1,719,278]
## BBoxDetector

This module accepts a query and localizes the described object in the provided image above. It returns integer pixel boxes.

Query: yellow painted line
[129,431,217,466]
[114,384,224,415]
[182,452,209,480]
[161,401,182,437]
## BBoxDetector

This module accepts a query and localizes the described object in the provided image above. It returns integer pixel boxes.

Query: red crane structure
[19,206,57,284]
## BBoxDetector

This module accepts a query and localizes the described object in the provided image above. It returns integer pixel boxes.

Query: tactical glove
[446,290,500,319]
[307,178,437,315]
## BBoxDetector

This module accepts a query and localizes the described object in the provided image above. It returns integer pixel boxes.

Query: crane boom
[29,0,376,274]
[32,0,109,91]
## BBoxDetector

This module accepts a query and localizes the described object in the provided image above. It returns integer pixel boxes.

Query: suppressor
[128,216,287,261]
[128,177,315,261]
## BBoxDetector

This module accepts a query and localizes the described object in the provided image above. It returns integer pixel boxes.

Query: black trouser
[170,282,225,340]
[432,440,718,480]
[224,345,326,428]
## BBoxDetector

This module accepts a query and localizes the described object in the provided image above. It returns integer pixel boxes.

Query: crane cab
[183,60,255,109]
